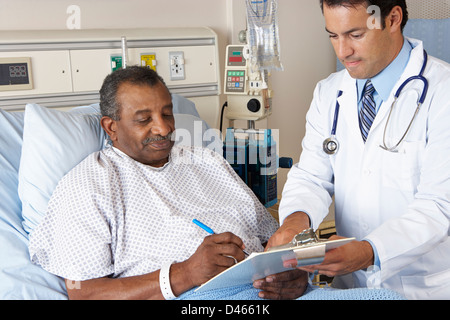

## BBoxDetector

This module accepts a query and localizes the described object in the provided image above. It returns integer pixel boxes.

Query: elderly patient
[29,66,308,300]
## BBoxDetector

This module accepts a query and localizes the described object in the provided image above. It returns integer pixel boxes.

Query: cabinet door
[70,49,121,93]
[0,50,72,97]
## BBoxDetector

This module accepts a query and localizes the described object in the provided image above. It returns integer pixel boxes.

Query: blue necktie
[359,80,376,143]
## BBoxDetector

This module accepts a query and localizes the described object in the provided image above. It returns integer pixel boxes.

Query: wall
[226,1,336,194]
[0,0,336,196]
[268,2,336,193]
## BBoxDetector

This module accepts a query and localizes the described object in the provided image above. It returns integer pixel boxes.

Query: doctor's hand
[265,212,311,249]
[287,236,375,278]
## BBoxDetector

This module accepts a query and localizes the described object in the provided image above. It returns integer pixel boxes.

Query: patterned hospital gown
[29,145,279,281]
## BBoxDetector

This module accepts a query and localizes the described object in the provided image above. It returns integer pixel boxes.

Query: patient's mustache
[142,133,173,145]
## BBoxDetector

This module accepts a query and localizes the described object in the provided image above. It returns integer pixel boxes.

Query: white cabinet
[0,28,221,124]
[70,49,121,93]
[0,50,73,97]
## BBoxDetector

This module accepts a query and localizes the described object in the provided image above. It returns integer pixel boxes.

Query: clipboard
[195,229,355,293]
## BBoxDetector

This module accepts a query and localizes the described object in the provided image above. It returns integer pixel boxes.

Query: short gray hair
[99,66,169,120]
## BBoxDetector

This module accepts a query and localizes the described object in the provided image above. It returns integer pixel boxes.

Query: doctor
[266,0,450,299]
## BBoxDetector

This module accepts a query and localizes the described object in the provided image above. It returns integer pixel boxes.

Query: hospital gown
[29,145,279,281]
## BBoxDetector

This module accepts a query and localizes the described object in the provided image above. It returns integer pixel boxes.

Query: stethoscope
[323,50,429,155]
[323,90,343,155]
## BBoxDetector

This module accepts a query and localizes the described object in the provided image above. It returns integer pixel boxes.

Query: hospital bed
[0,94,406,300]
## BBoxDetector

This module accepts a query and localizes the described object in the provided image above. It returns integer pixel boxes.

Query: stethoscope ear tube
[394,75,428,104]
[394,51,428,104]
[381,51,428,152]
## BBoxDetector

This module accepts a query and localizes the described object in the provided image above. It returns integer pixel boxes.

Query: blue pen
[192,219,215,234]
[192,219,249,256]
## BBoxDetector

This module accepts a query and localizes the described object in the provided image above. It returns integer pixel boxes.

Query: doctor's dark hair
[319,0,408,32]
[99,66,169,121]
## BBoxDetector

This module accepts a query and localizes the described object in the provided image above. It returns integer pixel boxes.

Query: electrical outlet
[141,53,157,71]
[169,51,185,80]
[110,55,123,72]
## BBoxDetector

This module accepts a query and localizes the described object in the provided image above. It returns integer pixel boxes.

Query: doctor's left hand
[288,236,375,277]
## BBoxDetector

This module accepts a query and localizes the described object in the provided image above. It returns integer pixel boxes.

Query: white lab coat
[279,38,450,300]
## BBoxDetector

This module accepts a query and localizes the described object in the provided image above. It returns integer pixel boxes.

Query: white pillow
[173,113,222,152]
[172,94,200,117]
[18,104,107,234]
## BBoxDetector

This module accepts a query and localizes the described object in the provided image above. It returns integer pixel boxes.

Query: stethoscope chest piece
[323,135,339,155]
[323,90,343,155]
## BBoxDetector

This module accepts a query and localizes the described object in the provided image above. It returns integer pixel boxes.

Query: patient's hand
[182,232,246,288]
[254,212,311,300]
[253,269,308,300]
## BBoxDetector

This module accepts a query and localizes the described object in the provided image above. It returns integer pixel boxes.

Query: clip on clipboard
[267,228,355,266]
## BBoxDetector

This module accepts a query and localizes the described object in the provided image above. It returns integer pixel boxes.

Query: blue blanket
[177,284,405,300]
